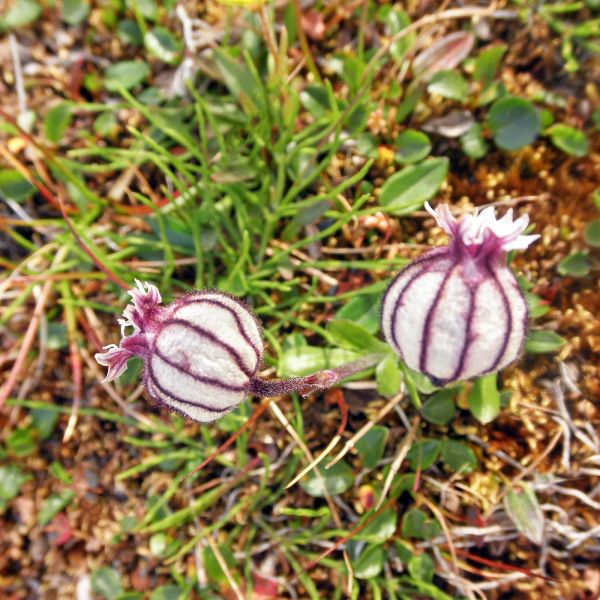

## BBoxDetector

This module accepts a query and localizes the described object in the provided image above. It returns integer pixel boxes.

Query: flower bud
[381,203,539,386]
[95,281,263,423]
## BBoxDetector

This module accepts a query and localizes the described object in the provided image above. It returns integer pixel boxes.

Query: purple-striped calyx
[96,281,380,423]
[381,203,539,386]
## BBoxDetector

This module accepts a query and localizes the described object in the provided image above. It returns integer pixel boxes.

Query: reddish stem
[249,353,384,398]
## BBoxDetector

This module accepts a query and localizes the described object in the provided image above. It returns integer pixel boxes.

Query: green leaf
[525,291,550,319]
[31,408,59,440]
[390,473,417,498]
[0,0,41,30]
[504,483,544,545]
[62,0,90,25]
[376,354,402,397]
[117,19,143,46]
[487,96,541,151]
[394,129,432,164]
[460,123,488,159]
[386,8,414,62]
[144,27,182,64]
[94,112,119,138]
[557,252,592,277]
[525,330,566,354]
[0,169,36,202]
[355,509,397,543]
[203,544,237,584]
[403,365,438,394]
[427,70,468,102]
[0,465,31,509]
[91,567,123,600]
[549,124,589,156]
[441,439,477,473]
[127,0,157,21]
[105,61,151,91]
[397,81,425,123]
[407,439,441,470]
[299,85,332,118]
[336,292,383,333]
[281,200,330,241]
[149,586,184,600]
[539,108,555,129]
[214,49,262,114]
[468,373,500,424]
[278,345,360,378]
[584,219,600,247]
[7,427,37,457]
[421,389,456,425]
[572,18,600,37]
[43,103,72,143]
[401,508,441,540]
[299,460,354,497]
[408,552,435,583]
[46,322,68,349]
[355,426,389,469]
[353,544,385,579]
[38,489,75,525]
[380,157,449,214]
[327,319,389,353]
[473,44,506,88]
[50,461,72,484]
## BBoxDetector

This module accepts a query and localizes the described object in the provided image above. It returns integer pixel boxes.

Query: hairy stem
[249,353,385,398]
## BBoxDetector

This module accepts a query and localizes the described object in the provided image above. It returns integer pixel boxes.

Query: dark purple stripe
[146,363,231,414]
[390,268,432,354]
[381,248,450,324]
[386,251,449,354]
[419,262,458,373]
[154,348,247,392]
[485,262,512,373]
[162,318,253,377]
[381,248,446,318]
[451,282,477,381]
[177,296,261,359]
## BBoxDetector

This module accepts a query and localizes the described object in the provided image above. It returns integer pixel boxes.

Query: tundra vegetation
[0,1,599,599]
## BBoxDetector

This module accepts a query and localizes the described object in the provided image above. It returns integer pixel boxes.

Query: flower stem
[249,353,386,398]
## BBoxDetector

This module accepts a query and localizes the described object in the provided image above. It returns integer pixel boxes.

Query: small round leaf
[487,96,541,151]
[421,389,456,425]
[394,129,432,164]
[441,439,477,473]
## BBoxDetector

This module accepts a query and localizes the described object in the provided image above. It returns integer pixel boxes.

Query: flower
[381,203,539,386]
[96,280,264,422]
[96,281,384,423]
